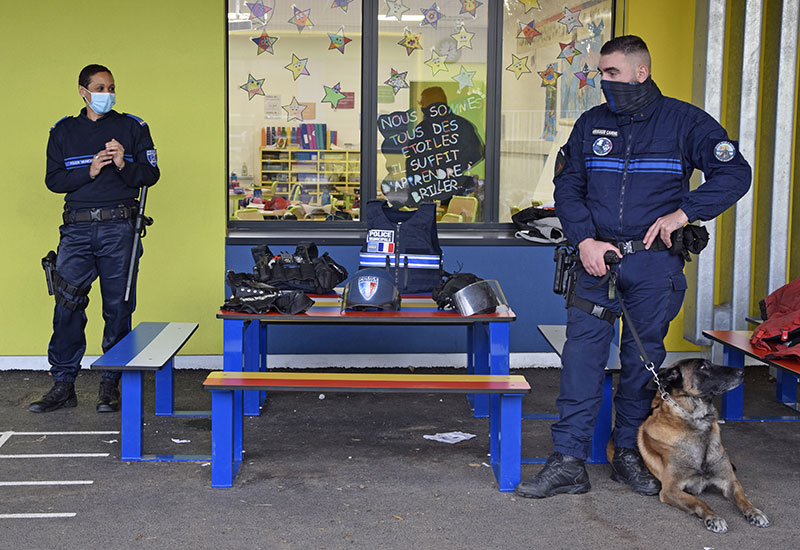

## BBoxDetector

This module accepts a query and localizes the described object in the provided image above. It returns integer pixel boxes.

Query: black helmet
[341,268,401,312]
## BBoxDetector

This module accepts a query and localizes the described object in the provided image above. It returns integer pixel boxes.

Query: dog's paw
[745,508,770,528]
[704,516,728,533]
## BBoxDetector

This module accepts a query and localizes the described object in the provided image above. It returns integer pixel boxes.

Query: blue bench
[528,325,621,465]
[91,321,205,461]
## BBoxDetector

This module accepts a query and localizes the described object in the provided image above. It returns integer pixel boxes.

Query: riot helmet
[341,268,401,312]
[452,279,508,316]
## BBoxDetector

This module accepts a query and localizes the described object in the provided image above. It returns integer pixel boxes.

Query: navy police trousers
[48,219,141,383]
[551,249,687,460]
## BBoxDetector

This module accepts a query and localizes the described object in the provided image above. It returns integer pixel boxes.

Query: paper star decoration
[425,49,449,76]
[558,40,583,65]
[322,82,347,109]
[451,65,476,93]
[538,64,562,88]
[331,0,355,12]
[574,63,598,89]
[246,0,271,24]
[459,0,482,17]
[517,20,541,45]
[420,3,443,28]
[240,73,265,100]
[558,7,583,34]
[505,54,531,80]
[288,6,314,32]
[385,0,409,20]
[451,23,475,50]
[282,96,307,121]
[328,26,352,54]
[517,0,541,13]
[284,53,310,80]
[251,31,278,55]
[384,68,409,95]
[398,28,423,55]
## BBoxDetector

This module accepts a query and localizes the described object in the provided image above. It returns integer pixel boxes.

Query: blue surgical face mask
[83,90,116,115]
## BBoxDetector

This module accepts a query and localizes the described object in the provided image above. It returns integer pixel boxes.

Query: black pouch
[669,225,710,261]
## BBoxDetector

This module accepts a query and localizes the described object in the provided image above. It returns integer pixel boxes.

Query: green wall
[0,0,225,355]
[0,1,706,358]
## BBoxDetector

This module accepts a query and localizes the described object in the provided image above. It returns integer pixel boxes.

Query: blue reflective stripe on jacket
[553,89,751,245]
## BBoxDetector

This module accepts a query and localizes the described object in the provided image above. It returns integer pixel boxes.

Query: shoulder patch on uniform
[713,140,736,162]
[50,116,70,131]
[554,147,567,177]
[125,113,148,126]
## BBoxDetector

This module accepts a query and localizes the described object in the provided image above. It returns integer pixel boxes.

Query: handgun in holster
[553,245,577,295]
[42,250,57,295]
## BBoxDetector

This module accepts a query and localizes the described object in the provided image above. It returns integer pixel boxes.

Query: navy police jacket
[553,86,751,245]
[46,108,160,209]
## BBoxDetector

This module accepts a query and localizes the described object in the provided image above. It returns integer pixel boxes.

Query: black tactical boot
[96,378,121,413]
[515,452,591,498]
[28,381,77,413]
[610,447,661,495]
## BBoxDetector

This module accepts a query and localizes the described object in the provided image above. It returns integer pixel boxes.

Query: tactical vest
[359,200,442,293]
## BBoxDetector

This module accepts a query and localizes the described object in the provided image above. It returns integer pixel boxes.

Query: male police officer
[30,64,159,413]
[516,36,750,498]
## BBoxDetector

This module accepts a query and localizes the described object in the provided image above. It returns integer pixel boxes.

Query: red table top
[702,330,800,376]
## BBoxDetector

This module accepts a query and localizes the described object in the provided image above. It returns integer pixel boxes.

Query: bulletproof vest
[252,242,348,294]
[359,200,442,293]
[223,271,313,315]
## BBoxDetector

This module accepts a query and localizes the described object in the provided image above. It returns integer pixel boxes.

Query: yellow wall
[0,0,225,355]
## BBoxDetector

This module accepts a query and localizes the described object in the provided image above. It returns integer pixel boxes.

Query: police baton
[124,186,153,302]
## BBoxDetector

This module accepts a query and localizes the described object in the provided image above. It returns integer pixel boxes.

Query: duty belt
[63,205,136,224]
[600,237,669,256]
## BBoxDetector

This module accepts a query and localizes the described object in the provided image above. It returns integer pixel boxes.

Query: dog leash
[607,270,688,414]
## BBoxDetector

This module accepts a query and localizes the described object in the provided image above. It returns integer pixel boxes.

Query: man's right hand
[89,150,114,179]
[578,238,622,277]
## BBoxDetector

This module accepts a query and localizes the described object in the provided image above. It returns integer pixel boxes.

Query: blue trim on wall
[225,243,567,354]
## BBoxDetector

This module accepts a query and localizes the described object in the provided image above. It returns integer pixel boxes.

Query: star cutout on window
[240,73,265,100]
[558,7,583,34]
[328,26,352,54]
[538,64,562,88]
[451,65,476,93]
[517,0,541,13]
[398,27,423,55]
[284,53,310,80]
[331,0,355,12]
[384,68,409,95]
[505,54,531,80]
[282,96,307,121]
[322,83,347,109]
[517,20,541,45]
[451,23,475,50]
[385,0,409,20]
[288,6,314,32]
[557,40,583,65]
[574,63,598,89]
[425,49,449,76]
[246,0,271,24]
[251,31,278,55]
[459,0,482,18]
[420,3,443,29]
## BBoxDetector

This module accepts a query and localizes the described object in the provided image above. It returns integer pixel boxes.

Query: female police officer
[30,64,159,413]
[516,36,750,498]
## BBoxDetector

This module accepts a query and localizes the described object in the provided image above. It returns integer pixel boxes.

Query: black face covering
[600,76,661,115]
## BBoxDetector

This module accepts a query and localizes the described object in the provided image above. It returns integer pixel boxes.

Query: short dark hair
[78,64,113,88]
[600,35,649,58]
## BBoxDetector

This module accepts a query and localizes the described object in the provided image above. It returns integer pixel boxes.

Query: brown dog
[637,358,770,533]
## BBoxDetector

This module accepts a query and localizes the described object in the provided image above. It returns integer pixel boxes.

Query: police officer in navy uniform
[516,36,751,498]
[29,64,159,413]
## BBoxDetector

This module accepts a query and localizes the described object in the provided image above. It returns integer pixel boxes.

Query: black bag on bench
[251,242,348,294]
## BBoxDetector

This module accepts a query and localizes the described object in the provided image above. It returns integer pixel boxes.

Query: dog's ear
[648,365,682,391]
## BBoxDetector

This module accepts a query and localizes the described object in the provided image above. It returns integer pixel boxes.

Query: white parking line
[6,431,119,436]
[0,453,109,459]
[0,480,94,486]
[0,432,11,449]
[0,513,76,519]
